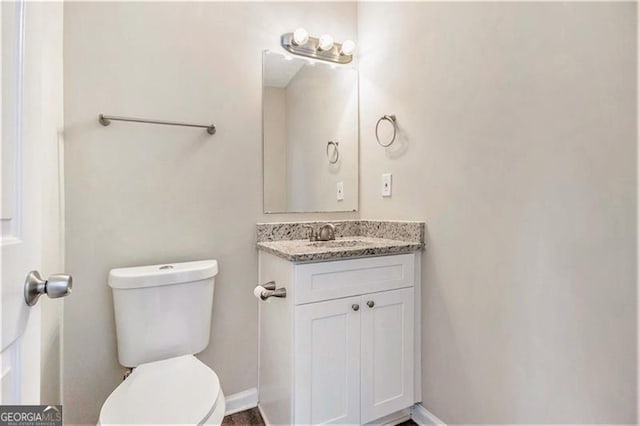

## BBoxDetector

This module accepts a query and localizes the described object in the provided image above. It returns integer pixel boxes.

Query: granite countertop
[256,220,425,262]
[257,236,423,262]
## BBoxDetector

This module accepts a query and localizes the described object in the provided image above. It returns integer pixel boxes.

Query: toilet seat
[99,355,225,425]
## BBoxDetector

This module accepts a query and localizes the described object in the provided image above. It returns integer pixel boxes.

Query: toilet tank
[108,260,218,367]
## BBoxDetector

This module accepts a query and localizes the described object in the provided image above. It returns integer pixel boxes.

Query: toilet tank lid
[109,260,218,289]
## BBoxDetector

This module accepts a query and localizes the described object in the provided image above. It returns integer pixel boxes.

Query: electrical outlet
[337,181,344,201]
[382,173,392,197]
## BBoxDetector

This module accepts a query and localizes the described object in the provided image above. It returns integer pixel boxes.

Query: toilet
[99,260,225,425]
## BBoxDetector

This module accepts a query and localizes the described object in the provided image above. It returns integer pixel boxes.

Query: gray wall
[64,2,637,424]
[63,2,357,424]
[263,87,288,212]
[358,2,637,423]
[39,1,64,405]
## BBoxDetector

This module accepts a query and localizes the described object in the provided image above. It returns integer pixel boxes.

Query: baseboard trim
[411,404,446,426]
[224,388,258,416]
[250,398,442,425]
[364,408,411,426]
[257,403,272,426]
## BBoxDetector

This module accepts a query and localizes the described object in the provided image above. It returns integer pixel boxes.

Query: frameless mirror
[262,51,358,213]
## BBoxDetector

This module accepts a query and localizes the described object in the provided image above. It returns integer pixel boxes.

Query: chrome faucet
[303,223,336,242]
[318,223,336,241]
[303,225,318,242]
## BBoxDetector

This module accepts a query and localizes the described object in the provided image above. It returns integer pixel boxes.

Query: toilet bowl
[99,355,225,425]
[99,260,224,425]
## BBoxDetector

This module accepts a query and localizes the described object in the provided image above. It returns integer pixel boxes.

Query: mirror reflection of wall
[263,51,358,213]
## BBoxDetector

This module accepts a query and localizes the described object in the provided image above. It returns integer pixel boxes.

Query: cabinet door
[294,297,361,425]
[361,288,415,423]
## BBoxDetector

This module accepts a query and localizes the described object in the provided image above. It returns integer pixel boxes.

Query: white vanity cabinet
[258,251,421,426]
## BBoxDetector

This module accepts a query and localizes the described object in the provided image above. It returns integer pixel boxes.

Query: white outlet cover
[337,181,344,201]
[382,173,392,197]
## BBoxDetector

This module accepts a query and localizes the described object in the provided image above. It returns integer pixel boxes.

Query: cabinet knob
[367,300,375,308]
[352,304,360,311]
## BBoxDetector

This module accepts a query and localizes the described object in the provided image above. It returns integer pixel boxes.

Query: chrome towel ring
[375,114,397,147]
[326,141,340,164]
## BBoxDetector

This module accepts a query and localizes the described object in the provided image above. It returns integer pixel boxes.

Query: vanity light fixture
[317,34,334,51]
[340,40,356,56]
[281,30,355,64]
[292,28,309,46]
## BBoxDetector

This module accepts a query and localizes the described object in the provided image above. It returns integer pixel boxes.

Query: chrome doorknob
[24,271,72,306]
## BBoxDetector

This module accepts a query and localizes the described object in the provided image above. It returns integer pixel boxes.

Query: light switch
[337,181,344,201]
[382,173,392,197]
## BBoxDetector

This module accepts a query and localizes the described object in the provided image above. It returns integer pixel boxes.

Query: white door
[1,0,66,404]
[294,296,361,425]
[360,288,414,423]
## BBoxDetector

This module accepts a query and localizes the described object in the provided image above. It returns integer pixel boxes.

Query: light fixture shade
[292,28,309,46]
[318,34,334,51]
[340,40,356,56]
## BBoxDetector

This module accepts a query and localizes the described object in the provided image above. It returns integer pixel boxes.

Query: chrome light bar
[281,32,354,64]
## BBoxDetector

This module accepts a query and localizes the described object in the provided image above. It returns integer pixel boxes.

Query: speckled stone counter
[256,220,425,262]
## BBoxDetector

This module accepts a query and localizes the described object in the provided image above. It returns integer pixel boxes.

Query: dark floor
[222,408,265,425]
[221,408,418,425]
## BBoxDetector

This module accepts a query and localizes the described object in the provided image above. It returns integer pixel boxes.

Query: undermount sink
[306,239,372,248]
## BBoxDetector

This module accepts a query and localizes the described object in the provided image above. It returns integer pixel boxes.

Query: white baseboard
[249,398,441,425]
[224,388,258,415]
[257,403,272,426]
[258,405,409,426]
[364,408,411,426]
[411,404,446,426]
